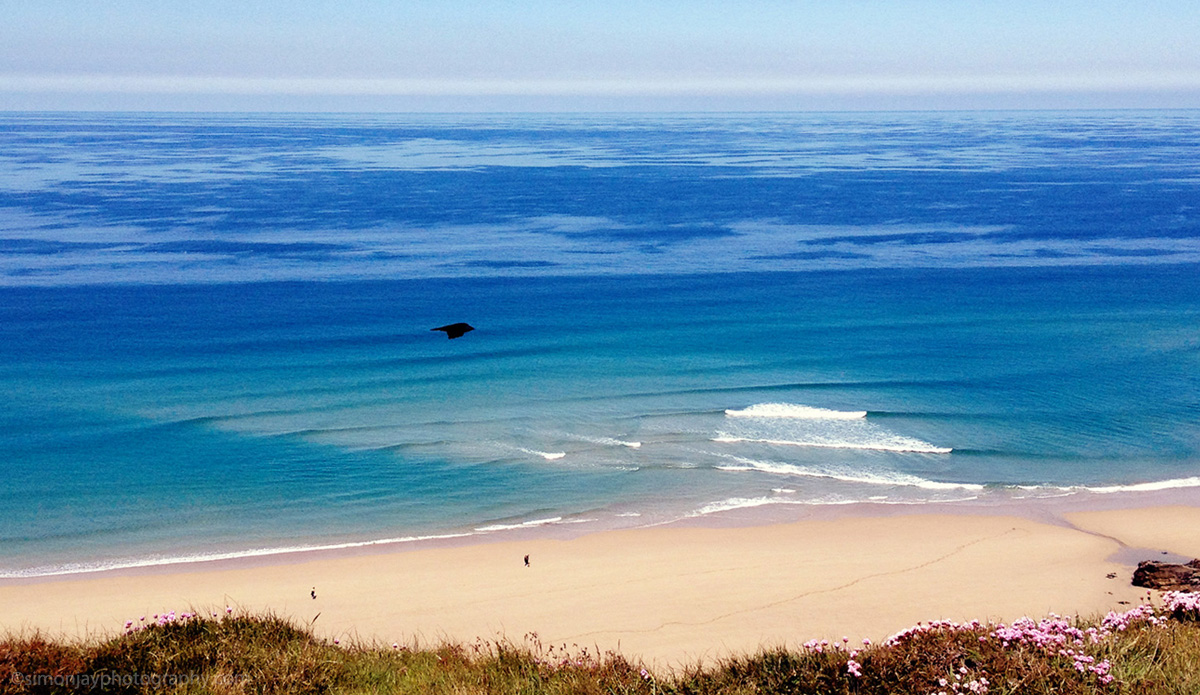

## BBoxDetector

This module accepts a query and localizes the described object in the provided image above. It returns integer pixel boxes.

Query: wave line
[713,435,952,454]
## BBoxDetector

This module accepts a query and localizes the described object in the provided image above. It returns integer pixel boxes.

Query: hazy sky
[3,0,1199,111]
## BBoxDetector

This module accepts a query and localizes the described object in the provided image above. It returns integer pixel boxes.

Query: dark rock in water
[1132,559,1200,591]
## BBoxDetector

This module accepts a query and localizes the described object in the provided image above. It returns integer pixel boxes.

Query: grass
[2,594,1198,694]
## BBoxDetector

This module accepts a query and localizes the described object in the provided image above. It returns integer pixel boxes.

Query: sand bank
[1,508,1189,667]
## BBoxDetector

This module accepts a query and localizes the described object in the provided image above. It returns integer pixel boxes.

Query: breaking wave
[715,455,982,490]
[518,448,566,460]
[725,403,867,419]
[1082,476,1200,494]
[475,516,566,532]
[0,531,477,579]
[713,434,952,455]
[574,434,642,449]
[717,402,951,453]
[688,495,858,517]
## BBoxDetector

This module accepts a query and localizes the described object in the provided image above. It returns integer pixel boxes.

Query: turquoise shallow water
[2,268,1198,577]
[1,112,1198,576]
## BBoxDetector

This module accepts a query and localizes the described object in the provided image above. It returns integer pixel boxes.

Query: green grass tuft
[3,600,1199,694]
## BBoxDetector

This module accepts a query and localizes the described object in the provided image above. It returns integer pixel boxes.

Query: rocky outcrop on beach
[1133,559,1200,591]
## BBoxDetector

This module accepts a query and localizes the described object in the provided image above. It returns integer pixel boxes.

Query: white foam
[691,496,795,516]
[1,512,607,579]
[474,516,565,532]
[519,448,566,460]
[0,531,479,579]
[1010,490,1076,500]
[576,435,642,449]
[715,455,981,490]
[713,434,952,455]
[725,403,867,420]
[1083,476,1200,494]
[689,495,858,517]
[914,479,983,490]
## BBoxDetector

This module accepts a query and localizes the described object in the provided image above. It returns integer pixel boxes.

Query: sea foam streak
[573,434,642,448]
[725,403,867,419]
[0,514,604,579]
[715,455,982,490]
[1082,476,1200,494]
[0,532,480,579]
[475,516,565,532]
[518,448,567,460]
[689,495,858,517]
[713,435,952,455]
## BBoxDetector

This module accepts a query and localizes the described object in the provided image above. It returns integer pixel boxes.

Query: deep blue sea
[2,111,1199,577]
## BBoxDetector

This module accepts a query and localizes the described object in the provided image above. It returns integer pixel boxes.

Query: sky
[2,0,1199,111]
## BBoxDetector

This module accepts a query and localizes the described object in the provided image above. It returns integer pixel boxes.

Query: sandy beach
[1,506,1195,668]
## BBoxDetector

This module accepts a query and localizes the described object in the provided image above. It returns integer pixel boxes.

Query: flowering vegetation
[1,593,1198,694]
[1163,590,1200,621]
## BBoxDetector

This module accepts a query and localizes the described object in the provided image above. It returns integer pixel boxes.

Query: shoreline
[4,484,1197,584]
[2,497,1197,667]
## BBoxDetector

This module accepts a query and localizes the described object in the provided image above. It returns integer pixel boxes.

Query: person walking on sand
[524,554,530,567]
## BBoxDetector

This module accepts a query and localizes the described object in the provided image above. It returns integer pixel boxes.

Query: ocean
[1,111,1198,578]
